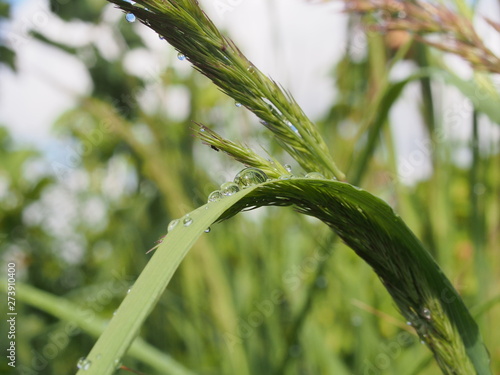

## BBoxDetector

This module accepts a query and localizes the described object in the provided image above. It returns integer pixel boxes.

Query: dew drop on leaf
[208,190,223,202]
[220,182,240,196]
[208,190,222,203]
[168,219,179,232]
[183,215,193,227]
[77,357,92,370]
[305,172,325,179]
[234,167,268,188]
[235,102,242,108]
[177,53,186,61]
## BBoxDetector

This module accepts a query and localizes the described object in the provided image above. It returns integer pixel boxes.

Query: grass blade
[78,178,490,375]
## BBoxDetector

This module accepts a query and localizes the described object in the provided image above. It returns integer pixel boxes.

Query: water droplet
[247,65,255,73]
[158,34,164,40]
[284,164,292,173]
[113,310,118,316]
[77,357,92,370]
[114,358,122,369]
[420,340,426,345]
[177,53,186,61]
[234,167,268,188]
[286,120,299,134]
[406,321,412,326]
[208,190,223,202]
[125,13,136,23]
[235,102,242,108]
[183,215,193,227]
[168,219,179,232]
[279,174,293,180]
[204,227,211,233]
[220,182,240,196]
[305,172,325,179]
[259,119,269,126]
[126,287,132,294]
[422,307,431,320]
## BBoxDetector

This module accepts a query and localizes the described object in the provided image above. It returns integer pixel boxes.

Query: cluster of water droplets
[156,166,330,245]
[77,357,92,371]
[207,167,268,204]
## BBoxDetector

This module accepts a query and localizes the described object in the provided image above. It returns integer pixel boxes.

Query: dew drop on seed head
[168,219,179,232]
[183,215,193,227]
[125,13,136,23]
[286,120,299,134]
[208,190,223,203]
[220,182,240,196]
[305,172,325,179]
[235,102,242,108]
[279,174,293,180]
[284,164,292,173]
[234,167,268,188]
[422,307,431,320]
[204,227,211,233]
[259,119,269,126]
[77,357,92,370]
[177,53,186,61]
[158,34,164,40]
[406,321,412,326]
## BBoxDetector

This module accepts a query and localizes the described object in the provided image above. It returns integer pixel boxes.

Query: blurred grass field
[0,0,499,374]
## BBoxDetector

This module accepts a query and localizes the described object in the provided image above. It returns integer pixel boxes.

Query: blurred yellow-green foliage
[0,0,499,374]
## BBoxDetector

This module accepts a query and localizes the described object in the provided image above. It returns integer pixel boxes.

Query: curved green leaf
[78,178,491,375]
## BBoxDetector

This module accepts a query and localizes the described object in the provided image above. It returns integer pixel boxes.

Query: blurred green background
[0,0,499,374]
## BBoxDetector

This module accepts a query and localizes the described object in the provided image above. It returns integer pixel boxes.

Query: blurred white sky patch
[0,0,93,145]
